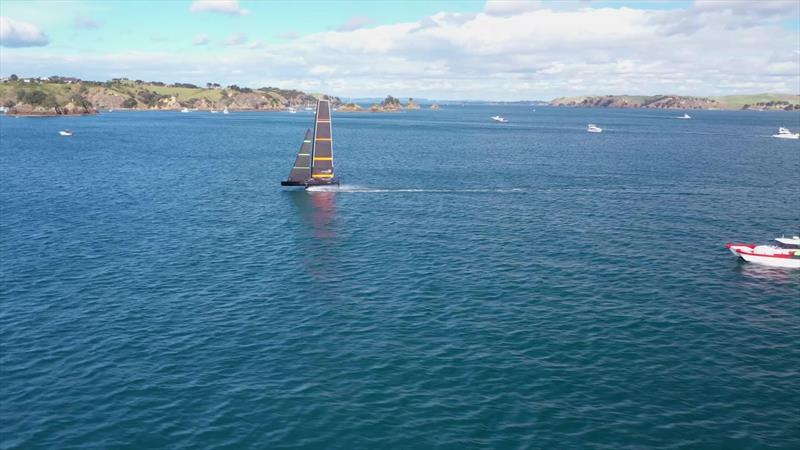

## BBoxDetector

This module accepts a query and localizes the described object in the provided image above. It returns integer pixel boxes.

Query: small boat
[181,107,189,113]
[107,109,113,113]
[491,115,508,123]
[677,113,691,119]
[288,107,297,114]
[59,130,73,136]
[772,127,799,139]
[587,124,603,133]
[282,100,339,188]
[210,109,219,114]
[726,236,800,269]
[223,107,229,114]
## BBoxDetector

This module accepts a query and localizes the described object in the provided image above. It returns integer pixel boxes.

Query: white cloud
[189,0,249,16]
[245,40,264,50]
[338,16,376,32]
[224,32,247,46]
[193,33,209,46]
[0,16,49,48]
[484,0,540,16]
[2,3,798,100]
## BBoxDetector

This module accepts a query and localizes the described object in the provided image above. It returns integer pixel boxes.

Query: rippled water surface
[1,106,799,449]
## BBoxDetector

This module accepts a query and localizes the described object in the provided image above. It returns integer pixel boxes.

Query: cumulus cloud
[0,16,49,48]
[337,16,376,32]
[484,0,540,16]
[193,33,209,45]
[3,3,798,99]
[74,16,100,30]
[190,0,249,16]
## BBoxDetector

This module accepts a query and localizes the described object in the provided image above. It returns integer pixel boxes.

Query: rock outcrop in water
[338,103,364,112]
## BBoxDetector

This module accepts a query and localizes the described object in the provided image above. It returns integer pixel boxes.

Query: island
[549,94,800,111]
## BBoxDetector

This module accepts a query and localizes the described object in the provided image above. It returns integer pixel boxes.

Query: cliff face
[7,102,97,116]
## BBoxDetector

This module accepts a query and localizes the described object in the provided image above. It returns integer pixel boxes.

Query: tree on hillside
[382,95,400,107]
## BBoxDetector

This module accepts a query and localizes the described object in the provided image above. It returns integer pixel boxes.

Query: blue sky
[1,0,798,99]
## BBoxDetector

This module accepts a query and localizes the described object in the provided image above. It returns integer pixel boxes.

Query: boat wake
[306,185,525,194]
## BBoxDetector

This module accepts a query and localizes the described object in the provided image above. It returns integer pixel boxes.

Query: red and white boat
[726,236,800,269]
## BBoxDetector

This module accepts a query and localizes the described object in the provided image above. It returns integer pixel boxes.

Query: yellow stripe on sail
[315,138,332,141]
[313,157,332,161]
[317,120,331,123]
[312,174,334,178]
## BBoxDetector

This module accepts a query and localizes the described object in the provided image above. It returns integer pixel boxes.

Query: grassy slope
[0,81,83,103]
[711,94,800,108]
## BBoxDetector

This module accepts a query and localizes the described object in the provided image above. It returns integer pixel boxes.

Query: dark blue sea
[1,105,799,449]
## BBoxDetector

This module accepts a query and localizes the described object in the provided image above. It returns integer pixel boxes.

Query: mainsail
[281,99,338,187]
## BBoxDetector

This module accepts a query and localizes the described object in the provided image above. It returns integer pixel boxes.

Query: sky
[1,0,799,100]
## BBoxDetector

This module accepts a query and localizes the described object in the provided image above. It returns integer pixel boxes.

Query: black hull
[281,178,340,188]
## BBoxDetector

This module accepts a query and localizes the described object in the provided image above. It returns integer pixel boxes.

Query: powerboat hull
[726,243,800,269]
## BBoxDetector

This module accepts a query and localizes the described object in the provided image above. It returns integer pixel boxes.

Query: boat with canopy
[281,99,339,188]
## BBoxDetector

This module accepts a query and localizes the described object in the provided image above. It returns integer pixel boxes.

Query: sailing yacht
[282,100,339,188]
[223,107,229,114]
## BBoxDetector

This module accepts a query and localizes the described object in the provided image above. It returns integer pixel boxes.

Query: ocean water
[1,106,799,449]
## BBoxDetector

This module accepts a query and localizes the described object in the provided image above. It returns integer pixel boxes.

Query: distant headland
[0,75,340,116]
[2,75,798,116]
[549,94,800,111]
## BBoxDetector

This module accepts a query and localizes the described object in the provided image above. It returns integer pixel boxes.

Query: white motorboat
[726,236,800,269]
[587,124,602,133]
[491,115,508,123]
[288,108,297,114]
[59,130,73,136]
[181,107,189,113]
[677,113,691,119]
[223,107,229,114]
[772,127,799,139]
[210,109,219,114]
